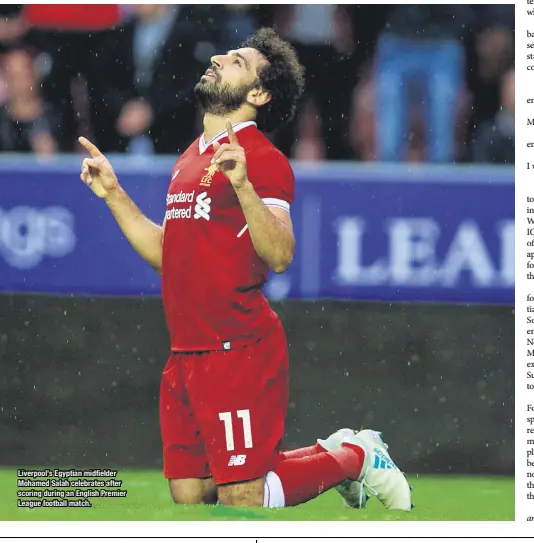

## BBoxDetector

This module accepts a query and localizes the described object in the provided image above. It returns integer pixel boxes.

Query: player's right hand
[78,137,120,200]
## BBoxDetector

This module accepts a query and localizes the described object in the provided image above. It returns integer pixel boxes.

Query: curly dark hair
[242,28,305,132]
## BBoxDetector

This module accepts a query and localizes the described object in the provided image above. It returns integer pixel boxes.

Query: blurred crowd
[0,4,514,163]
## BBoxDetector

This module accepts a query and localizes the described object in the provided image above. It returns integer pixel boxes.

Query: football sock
[264,444,365,507]
[277,442,325,461]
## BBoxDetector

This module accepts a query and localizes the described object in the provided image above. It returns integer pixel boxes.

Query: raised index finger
[226,119,239,145]
[78,136,103,158]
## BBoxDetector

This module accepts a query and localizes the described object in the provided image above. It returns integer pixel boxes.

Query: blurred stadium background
[0,4,514,520]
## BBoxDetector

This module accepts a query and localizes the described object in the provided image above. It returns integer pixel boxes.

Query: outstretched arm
[79,137,164,273]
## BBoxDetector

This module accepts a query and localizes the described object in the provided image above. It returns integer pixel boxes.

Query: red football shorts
[160,320,289,485]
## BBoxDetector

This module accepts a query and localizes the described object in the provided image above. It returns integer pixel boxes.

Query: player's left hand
[211,119,248,190]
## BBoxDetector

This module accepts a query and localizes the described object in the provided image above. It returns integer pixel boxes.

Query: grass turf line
[0,468,514,521]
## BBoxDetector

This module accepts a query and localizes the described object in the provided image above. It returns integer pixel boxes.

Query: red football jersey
[162,122,295,352]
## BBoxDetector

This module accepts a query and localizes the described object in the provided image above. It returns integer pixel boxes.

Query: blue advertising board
[0,156,513,304]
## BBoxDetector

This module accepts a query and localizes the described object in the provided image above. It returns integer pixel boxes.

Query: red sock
[278,442,325,461]
[337,443,366,480]
[272,453,344,506]
[271,445,364,506]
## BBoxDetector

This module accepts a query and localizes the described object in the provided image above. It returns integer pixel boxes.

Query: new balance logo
[228,455,247,466]
[194,191,211,221]
[171,169,180,181]
[373,449,397,470]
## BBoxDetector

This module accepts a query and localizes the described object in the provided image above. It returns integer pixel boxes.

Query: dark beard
[194,76,253,116]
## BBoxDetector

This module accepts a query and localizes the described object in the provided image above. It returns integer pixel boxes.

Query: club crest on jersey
[200,164,217,187]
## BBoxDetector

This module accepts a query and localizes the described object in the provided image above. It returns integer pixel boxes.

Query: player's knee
[170,488,202,505]
[168,479,204,505]
[217,478,264,507]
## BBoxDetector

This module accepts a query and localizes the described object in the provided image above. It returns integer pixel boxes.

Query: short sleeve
[246,147,295,212]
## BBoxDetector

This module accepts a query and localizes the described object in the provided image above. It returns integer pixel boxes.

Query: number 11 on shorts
[218,410,253,451]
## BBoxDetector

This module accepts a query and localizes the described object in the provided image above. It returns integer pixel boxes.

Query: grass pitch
[0,468,513,521]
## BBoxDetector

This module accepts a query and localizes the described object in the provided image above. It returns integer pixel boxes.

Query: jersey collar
[198,121,257,155]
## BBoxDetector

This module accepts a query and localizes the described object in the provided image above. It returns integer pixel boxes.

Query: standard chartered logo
[194,191,211,221]
[165,190,212,221]
[0,206,76,269]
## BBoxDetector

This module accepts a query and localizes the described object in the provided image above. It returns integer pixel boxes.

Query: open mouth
[204,69,216,78]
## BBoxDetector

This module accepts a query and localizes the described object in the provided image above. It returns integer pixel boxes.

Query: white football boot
[317,428,370,509]
[343,429,412,511]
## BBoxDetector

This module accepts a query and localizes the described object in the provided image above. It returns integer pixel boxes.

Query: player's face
[194,47,266,115]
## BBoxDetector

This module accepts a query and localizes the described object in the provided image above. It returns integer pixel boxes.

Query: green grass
[0,468,513,521]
